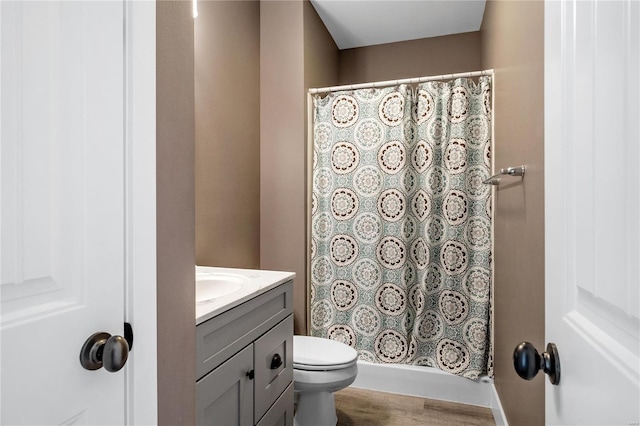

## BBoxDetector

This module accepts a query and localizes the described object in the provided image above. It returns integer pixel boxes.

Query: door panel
[545,0,640,424]
[1,1,126,424]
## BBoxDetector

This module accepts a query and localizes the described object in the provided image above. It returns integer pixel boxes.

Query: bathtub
[351,361,506,424]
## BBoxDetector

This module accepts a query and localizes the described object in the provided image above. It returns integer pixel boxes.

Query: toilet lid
[294,335,358,371]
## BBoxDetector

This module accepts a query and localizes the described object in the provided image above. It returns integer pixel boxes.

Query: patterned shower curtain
[310,77,492,380]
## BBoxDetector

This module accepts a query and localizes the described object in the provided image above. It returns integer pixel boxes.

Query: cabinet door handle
[270,353,283,369]
[246,370,255,380]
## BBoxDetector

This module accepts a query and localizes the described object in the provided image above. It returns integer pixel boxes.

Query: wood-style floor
[334,387,496,426]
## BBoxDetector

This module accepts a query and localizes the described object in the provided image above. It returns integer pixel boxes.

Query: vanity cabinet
[196,280,294,426]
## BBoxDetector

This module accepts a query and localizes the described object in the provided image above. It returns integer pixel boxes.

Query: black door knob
[270,353,283,370]
[513,342,560,385]
[80,332,130,372]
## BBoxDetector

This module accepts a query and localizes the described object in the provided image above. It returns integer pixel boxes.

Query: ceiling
[309,0,487,50]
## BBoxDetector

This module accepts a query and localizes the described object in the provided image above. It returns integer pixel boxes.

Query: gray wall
[156,1,196,424]
[304,0,339,90]
[481,1,545,424]
[338,32,482,84]
[195,0,261,269]
[193,0,338,343]
[260,0,307,333]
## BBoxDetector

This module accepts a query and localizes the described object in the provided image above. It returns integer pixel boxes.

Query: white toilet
[293,335,358,426]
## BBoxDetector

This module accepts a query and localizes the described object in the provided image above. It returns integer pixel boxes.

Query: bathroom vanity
[195,267,295,426]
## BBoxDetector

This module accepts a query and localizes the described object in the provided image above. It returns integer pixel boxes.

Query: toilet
[293,335,358,426]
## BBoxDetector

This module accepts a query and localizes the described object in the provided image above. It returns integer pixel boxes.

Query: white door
[545,0,640,424]
[0,1,156,424]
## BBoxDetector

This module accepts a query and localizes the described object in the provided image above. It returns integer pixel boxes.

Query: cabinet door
[256,384,294,426]
[254,315,294,423]
[197,345,253,426]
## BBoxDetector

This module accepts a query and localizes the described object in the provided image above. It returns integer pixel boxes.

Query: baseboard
[490,382,509,426]
[351,361,494,408]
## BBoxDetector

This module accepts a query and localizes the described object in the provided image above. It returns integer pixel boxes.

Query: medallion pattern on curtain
[310,77,492,380]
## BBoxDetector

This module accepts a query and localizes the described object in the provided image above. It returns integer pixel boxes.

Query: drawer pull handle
[270,353,283,370]
[246,370,254,380]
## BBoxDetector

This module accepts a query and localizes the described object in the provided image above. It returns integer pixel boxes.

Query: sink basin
[196,273,249,304]
[195,265,296,324]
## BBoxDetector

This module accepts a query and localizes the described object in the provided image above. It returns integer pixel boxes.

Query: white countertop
[195,266,296,325]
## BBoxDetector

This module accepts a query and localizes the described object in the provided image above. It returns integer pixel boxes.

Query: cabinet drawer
[197,281,293,380]
[254,315,293,423]
[255,383,294,426]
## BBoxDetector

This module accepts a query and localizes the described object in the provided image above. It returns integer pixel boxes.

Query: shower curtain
[310,77,492,380]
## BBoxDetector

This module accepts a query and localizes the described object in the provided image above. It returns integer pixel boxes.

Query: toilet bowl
[293,336,358,426]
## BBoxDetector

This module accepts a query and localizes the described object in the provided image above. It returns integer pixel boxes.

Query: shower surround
[310,77,492,380]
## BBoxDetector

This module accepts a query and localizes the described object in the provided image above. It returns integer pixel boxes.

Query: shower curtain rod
[308,69,494,95]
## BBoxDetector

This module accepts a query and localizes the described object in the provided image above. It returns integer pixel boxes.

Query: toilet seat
[294,358,357,371]
[293,336,358,371]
